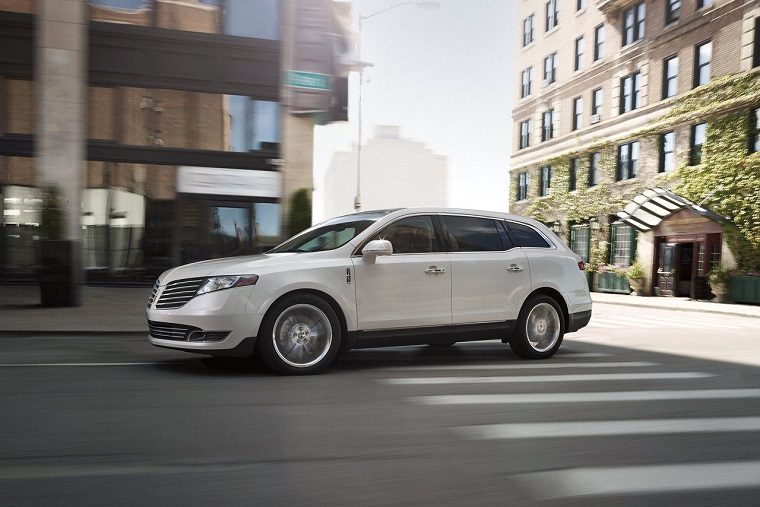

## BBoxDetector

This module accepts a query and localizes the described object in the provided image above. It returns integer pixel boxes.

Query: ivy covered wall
[511,71,760,272]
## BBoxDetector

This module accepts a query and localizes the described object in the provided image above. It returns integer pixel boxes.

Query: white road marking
[455,416,760,440]
[557,352,611,358]
[515,461,760,500]
[0,362,168,367]
[378,372,714,385]
[410,388,760,405]
[388,361,656,371]
[585,321,621,329]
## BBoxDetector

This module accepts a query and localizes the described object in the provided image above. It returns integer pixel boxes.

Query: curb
[0,331,147,336]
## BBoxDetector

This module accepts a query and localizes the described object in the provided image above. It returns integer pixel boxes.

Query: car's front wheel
[510,294,564,359]
[258,294,341,375]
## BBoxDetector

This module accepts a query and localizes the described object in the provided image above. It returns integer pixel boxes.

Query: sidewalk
[591,291,760,319]
[0,285,150,333]
[0,285,758,334]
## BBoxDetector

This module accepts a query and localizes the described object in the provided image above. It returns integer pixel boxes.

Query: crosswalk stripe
[585,321,620,329]
[378,372,714,385]
[591,317,660,328]
[410,388,760,405]
[455,416,760,440]
[557,352,611,358]
[388,361,656,371]
[514,461,760,499]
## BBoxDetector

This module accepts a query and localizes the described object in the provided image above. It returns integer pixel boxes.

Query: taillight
[578,261,585,271]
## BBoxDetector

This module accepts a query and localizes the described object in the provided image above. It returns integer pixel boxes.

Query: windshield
[268,210,396,253]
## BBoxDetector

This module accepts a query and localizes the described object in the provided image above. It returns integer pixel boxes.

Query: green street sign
[285,70,332,91]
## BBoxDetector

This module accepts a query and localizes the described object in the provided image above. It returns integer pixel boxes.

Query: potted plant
[708,264,730,303]
[625,261,646,295]
[38,186,79,307]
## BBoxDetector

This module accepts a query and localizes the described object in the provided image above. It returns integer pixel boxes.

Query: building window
[694,40,712,88]
[691,123,707,165]
[663,56,679,99]
[541,109,554,141]
[521,67,532,98]
[546,0,558,31]
[592,87,604,117]
[697,0,713,9]
[622,2,646,46]
[572,97,583,131]
[754,18,760,68]
[519,119,531,149]
[594,24,605,61]
[224,0,281,40]
[570,224,590,263]
[574,36,585,71]
[610,223,636,267]
[539,166,552,196]
[544,53,557,84]
[589,152,600,186]
[620,72,642,114]
[660,131,676,172]
[517,172,528,201]
[617,141,639,180]
[752,108,760,153]
[569,158,579,191]
[523,14,535,46]
[665,0,680,25]
[577,0,586,11]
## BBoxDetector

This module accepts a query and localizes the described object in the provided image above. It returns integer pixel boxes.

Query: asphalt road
[2,303,760,506]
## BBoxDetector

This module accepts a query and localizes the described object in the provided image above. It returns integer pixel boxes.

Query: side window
[507,222,551,248]
[372,215,439,254]
[441,215,502,252]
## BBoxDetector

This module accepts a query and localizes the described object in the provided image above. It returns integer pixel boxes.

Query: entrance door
[657,242,677,296]
[677,243,694,296]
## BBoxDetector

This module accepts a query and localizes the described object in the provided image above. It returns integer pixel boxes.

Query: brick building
[0,0,353,286]
[510,0,760,298]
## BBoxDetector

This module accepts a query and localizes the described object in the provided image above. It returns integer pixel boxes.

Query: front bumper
[146,285,262,355]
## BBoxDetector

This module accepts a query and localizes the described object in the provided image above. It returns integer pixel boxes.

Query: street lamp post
[354,1,440,211]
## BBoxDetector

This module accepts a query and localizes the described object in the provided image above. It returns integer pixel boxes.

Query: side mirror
[361,239,393,263]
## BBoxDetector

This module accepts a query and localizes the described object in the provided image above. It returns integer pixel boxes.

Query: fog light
[186,331,230,342]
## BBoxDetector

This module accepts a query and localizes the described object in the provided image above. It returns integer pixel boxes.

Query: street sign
[285,70,332,91]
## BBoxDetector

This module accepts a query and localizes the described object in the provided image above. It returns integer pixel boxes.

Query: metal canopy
[615,187,727,232]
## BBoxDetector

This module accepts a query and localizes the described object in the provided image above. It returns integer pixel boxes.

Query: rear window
[507,222,551,248]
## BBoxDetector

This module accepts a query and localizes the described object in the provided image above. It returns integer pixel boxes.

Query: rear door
[441,215,531,324]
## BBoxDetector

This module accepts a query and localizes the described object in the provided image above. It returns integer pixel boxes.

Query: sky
[313,0,517,221]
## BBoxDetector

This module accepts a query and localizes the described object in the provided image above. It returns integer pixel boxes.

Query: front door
[677,242,695,296]
[353,215,451,330]
[656,242,677,296]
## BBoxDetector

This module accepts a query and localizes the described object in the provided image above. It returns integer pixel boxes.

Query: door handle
[507,264,524,272]
[425,266,446,274]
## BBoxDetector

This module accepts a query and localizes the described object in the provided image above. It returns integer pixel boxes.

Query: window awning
[615,187,727,232]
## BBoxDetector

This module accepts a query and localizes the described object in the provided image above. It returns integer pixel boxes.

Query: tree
[287,189,312,237]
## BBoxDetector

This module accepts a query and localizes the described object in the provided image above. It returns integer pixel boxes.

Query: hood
[159,253,297,284]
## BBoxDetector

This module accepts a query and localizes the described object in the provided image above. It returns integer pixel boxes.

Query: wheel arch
[526,286,569,330]
[262,288,350,350]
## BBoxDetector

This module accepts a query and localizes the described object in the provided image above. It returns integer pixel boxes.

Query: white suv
[147,208,592,374]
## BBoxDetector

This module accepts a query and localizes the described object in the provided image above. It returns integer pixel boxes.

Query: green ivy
[519,70,760,271]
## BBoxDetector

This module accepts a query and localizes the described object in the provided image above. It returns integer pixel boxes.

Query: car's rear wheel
[510,294,564,359]
[258,294,341,375]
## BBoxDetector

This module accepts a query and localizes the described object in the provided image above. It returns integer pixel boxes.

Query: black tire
[509,294,565,359]
[258,293,342,375]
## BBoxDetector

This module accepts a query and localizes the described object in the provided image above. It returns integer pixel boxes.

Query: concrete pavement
[0,284,758,334]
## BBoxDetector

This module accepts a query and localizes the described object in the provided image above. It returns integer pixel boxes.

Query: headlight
[196,275,259,296]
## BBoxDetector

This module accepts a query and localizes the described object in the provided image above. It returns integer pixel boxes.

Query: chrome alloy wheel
[525,302,561,353]
[272,304,333,368]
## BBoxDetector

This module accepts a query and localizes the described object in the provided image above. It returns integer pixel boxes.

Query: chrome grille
[148,321,199,341]
[147,280,159,308]
[155,277,206,309]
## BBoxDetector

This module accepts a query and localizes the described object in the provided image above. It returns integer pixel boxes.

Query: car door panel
[353,254,451,330]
